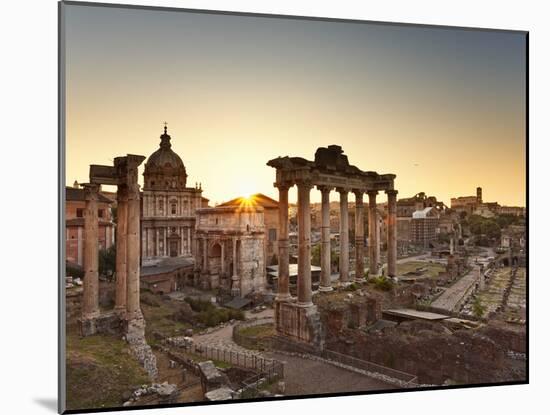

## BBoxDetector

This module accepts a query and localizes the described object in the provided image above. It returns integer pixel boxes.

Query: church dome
[143,125,188,190]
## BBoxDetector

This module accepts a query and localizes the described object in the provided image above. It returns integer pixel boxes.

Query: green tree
[99,245,116,278]
[472,297,486,319]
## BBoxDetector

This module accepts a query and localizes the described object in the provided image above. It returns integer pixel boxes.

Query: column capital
[317,185,333,194]
[367,189,379,197]
[336,187,350,195]
[353,189,364,199]
[296,180,313,190]
[116,184,129,202]
[275,181,293,191]
[82,183,100,201]
[385,189,398,197]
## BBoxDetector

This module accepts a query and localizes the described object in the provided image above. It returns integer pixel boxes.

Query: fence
[322,349,418,386]
[172,341,284,382]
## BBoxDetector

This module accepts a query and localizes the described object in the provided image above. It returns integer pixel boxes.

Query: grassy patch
[234,324,275,350]
[370,276,394,291]
[185,297,245,327]
[141,293,190,345]
[397,261,445,278]
[66,332,148,411]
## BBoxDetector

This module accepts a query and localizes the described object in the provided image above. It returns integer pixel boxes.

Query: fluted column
[82,183,100,319]
[338,188,349,283]
[354,190,365,283]
[115,184,128,315]
[126,156,145,321]
[368,190,379,277]
[386,190,398,277]
[297,181,313,306]
[318,185,333,291]
[276,183,291,301]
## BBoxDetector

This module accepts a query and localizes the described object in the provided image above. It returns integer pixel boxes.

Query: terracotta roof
[218,193,279,209]
[66,187,114,204]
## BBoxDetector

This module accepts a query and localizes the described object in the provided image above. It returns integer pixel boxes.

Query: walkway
[431,270,479,313]
[191,308,273,355]
[267,352,395,395]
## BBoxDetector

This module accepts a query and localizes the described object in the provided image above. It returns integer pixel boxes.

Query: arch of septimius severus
[267,145,397,349]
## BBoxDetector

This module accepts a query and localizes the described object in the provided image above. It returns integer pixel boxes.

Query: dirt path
[266,352,396,395]
[191,308,273,354]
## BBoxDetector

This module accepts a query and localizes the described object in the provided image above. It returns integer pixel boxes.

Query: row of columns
[275,182,398,304]
[81,178,143,322]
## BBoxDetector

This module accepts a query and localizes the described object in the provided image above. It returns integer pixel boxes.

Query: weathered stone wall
[323,319,524,385]
[239,236,266,296]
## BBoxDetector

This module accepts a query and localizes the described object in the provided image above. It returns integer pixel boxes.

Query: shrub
[372,276,394,291]
[346,282,358,291]
[472,297,486,319]
[66,262,84,279]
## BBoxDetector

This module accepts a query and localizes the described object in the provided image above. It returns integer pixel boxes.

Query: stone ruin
[75,154,157,379]
[267,145,398,350]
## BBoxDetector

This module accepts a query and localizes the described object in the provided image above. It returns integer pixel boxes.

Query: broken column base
[78,311,123,337]
[275,300,324,352]
[125,315,159,380]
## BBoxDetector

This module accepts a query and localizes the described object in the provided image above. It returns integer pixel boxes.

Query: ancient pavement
[431,270,479,312]
[192,308,396,395]
[266,352,395,395]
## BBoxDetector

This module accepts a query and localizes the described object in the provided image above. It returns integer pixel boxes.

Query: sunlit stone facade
[141,126,207,261]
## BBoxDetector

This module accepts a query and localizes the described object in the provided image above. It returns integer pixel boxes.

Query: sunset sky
[64,3,526,207]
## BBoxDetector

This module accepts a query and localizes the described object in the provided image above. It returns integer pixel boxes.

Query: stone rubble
[125,317,158,379]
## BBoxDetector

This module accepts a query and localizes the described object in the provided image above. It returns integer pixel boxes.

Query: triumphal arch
[267,145,398,349]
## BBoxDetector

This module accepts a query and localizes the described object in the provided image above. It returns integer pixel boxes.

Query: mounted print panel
[59,1,527,413]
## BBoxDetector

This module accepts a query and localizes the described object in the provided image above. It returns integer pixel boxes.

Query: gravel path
[192,308,273,355]
[266,352,395,395]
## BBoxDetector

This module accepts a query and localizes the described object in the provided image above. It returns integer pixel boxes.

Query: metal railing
[322,349,418,385]
[174,341,284,381]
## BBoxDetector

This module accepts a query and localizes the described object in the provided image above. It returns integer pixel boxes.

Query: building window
[76,208,83,218]
[269,228,277,242]
[98,209,104,218]
[215,218,219,225]
[171,203,177,215]
[159,200,164,212]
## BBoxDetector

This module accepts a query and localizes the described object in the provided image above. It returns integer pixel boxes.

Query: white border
[1,1,546,414]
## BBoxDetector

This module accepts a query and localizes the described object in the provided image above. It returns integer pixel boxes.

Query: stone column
[82,183,100,319]
[386,190,398,278]
[221,240,226,275]
[376,212,381,266]
[77,227,83,266]
[297,181,313,307]
[337,188,349,283]
[318,185,333,291]
[232,237,240,296]
[180,227,184,256]
[354,190,365,283]
[156,229,160,257]
[187,227,191,254]
[368,190,379,277]
[203,238,208,272]
[115,185,128,315]
[163,227,167,257]
[276,183,291,301]
[126,156,145,321]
